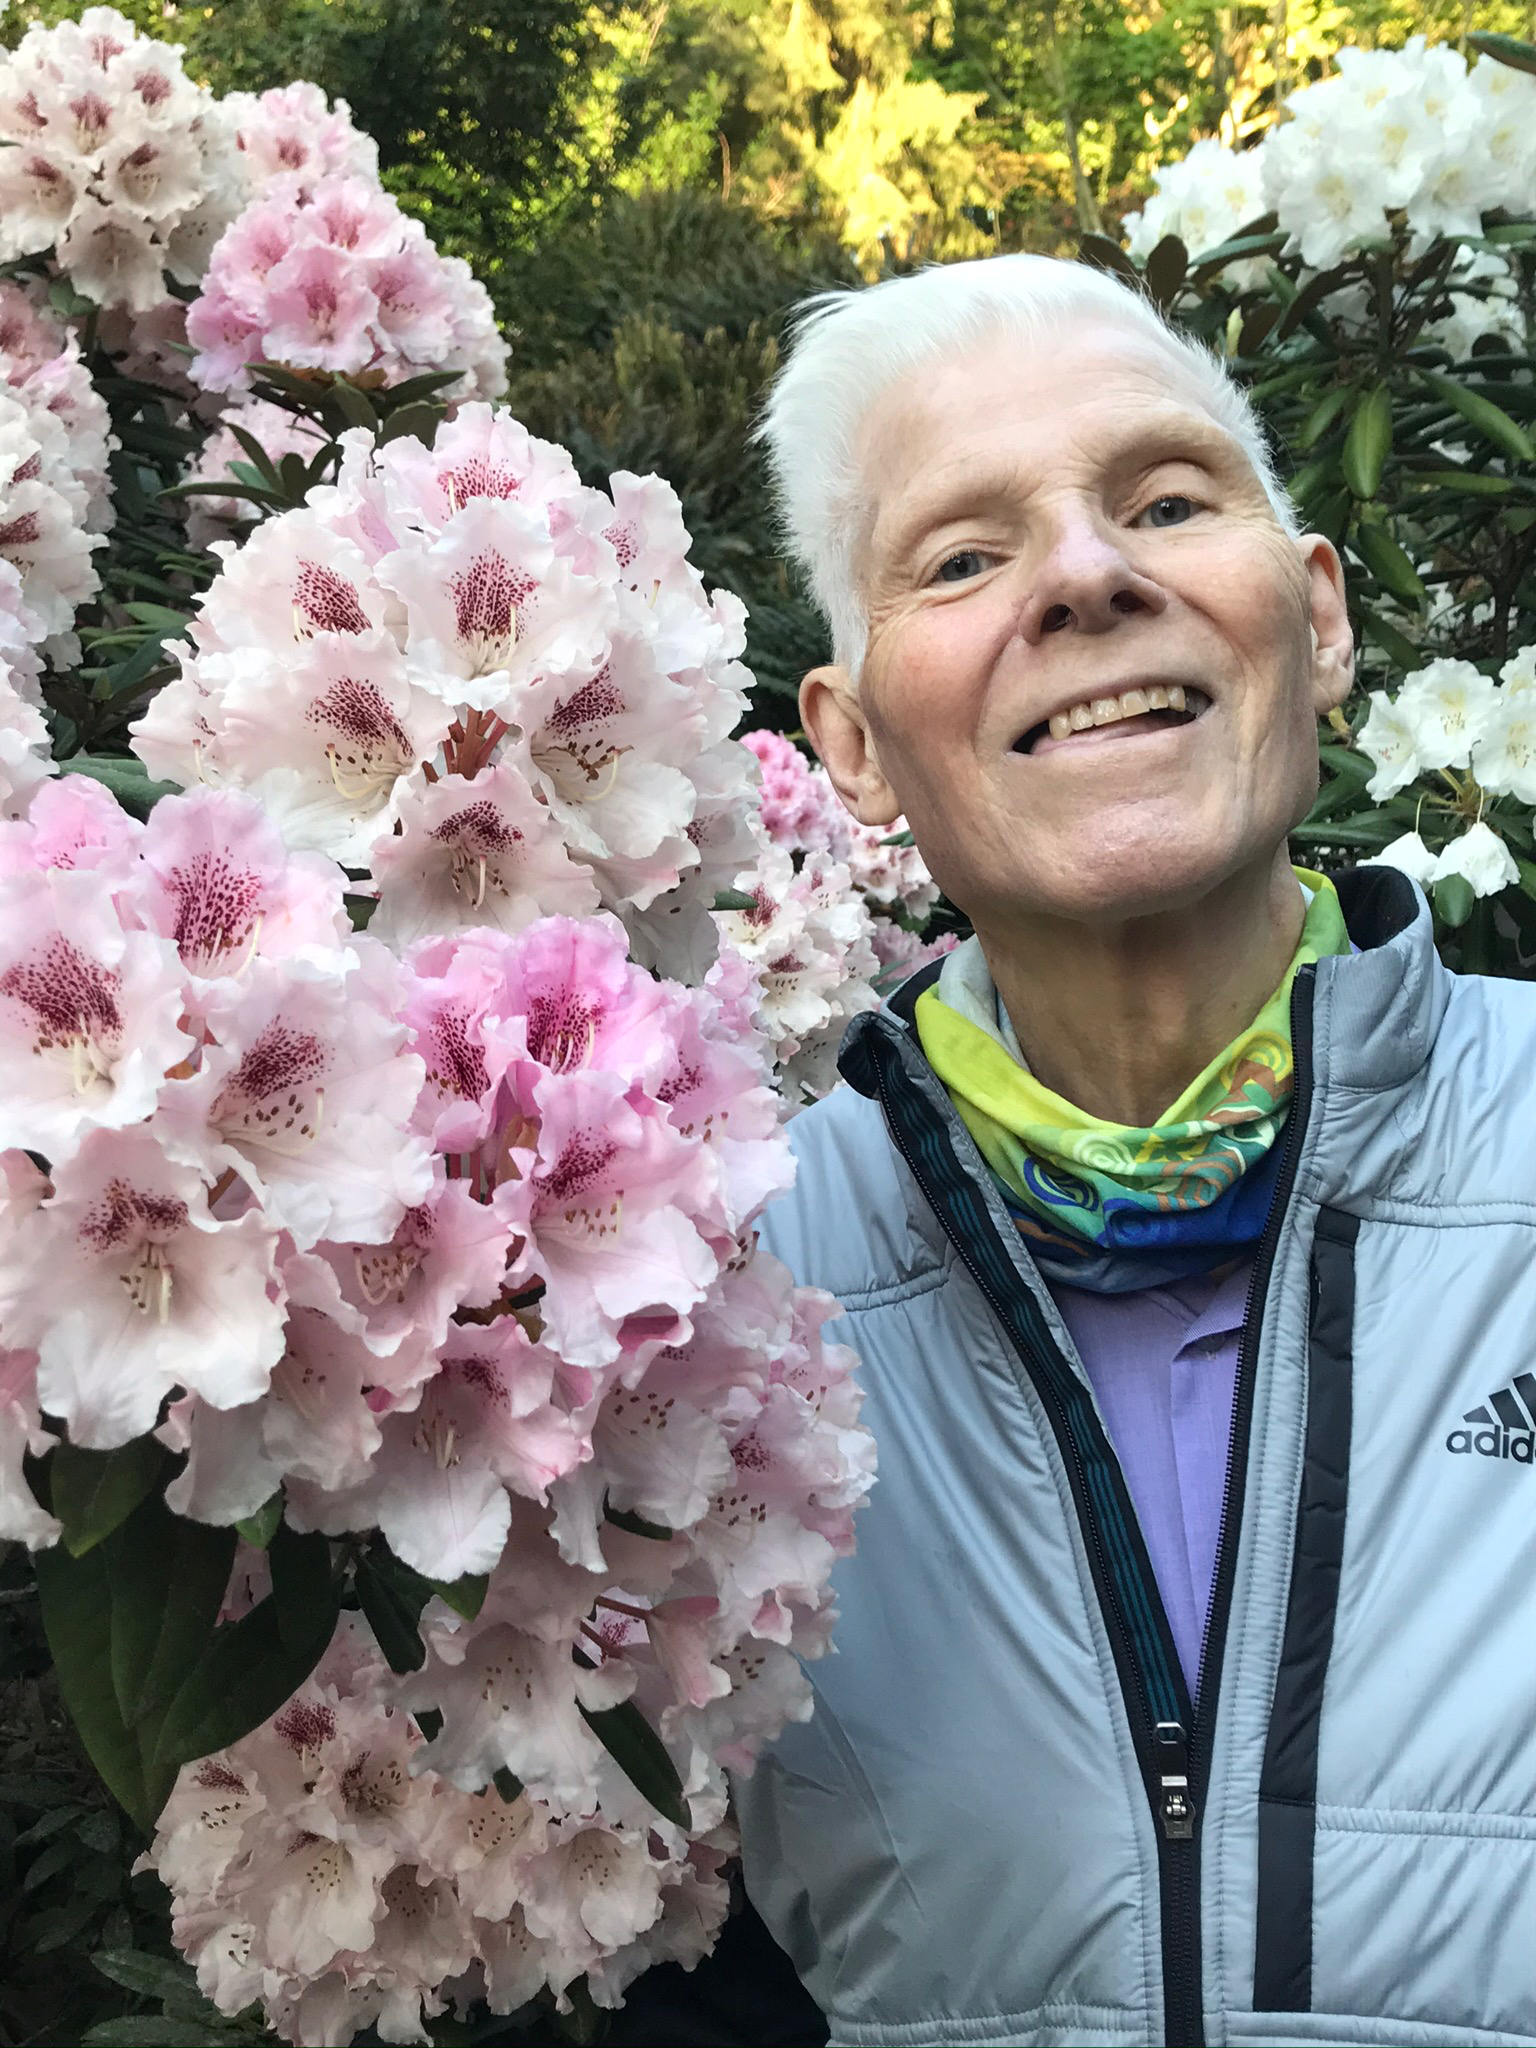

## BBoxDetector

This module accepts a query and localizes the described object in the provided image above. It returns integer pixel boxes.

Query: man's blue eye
[1142,494,1194,528]
[936,549,988,582]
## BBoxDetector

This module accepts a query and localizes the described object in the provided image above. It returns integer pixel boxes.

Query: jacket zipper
[866,961,1318,2047]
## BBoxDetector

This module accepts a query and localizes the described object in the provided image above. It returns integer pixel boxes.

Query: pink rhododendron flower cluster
[728,731,951,1093]
[220,81,380,196]
[2,312,878,2028]
[0,776,432,1499]
[0,281,116,532]
[740,726,939,917]
[712,843,882,1101]
[184,175,508,399]
[739,726,847,851]
[0,373,105,658]
[150,1619,737,2045]
[0,592,54,822]
[0,6,244,313]
[133,405,752,964]
[839,815,940,923]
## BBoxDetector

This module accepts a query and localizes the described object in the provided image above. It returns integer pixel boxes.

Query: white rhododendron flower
[1361,830,1439,888]
[1425,249,1526,363]
[1123,137,1268,279]
[1262,116,1393,270]
[1472,688,1536,805]
[1432,819,1520,899]
[1141,37,1536,284]
[1357,686,1428,800]
[1393,658,1500,771]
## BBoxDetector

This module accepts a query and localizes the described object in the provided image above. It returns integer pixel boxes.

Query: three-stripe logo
[1446,1373,1536,1462]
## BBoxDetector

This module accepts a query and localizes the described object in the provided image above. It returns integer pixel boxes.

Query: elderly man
[710,254,1536,2048]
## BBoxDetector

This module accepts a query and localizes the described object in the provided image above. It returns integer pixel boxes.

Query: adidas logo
[1445,1375,1536,1463]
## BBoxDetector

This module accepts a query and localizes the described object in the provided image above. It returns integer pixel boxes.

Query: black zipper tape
[1253,1203,1358,2012]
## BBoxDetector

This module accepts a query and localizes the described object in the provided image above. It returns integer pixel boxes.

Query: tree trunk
[1039,0,1102,235]
[1210,5,1236,143]
[1270,0,1290,105]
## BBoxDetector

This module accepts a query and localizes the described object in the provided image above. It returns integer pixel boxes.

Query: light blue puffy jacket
[736,866,1536,2048]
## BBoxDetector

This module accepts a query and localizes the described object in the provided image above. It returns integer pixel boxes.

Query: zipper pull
[1154,1720,1196,1840]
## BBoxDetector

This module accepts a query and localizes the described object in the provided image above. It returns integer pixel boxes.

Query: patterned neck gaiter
[914,871,1351,1294]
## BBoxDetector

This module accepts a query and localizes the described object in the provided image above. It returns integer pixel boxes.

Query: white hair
[754,252,1300,676]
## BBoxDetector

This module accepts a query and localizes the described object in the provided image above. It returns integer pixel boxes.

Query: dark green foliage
[0,1545,207,2048]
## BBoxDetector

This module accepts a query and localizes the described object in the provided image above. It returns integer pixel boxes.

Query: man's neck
[979,855,1307,1128]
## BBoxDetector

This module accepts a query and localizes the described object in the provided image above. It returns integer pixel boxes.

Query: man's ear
[799,663,903,826]
[1302,534,1354,714]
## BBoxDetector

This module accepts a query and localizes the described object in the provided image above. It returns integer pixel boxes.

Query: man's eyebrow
[1117,411,1239,474]
[874,467,1023,569]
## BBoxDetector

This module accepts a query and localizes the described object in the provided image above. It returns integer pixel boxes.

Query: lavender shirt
[1047,1261,1251,1695]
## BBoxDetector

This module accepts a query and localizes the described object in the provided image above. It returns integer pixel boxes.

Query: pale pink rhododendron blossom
[0,7,246,314]
[0,382,104,656]
[0,783,428,1456]
[0,281,117,534]
[741,726,938,915]
[185,174,508,400]
[0,1149,59,1548]
[0,561,52,818]
[148,1619,737,2042]
[0,672,53,820]
[220,81,380,196]
[740,726,845,852]
[712,841,881,1101]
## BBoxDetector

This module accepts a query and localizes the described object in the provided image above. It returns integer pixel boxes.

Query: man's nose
[1018,516,1166,641]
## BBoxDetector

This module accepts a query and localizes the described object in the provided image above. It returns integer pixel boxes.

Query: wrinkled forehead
[852,318,1258,566]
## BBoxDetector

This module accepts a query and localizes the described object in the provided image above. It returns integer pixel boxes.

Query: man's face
[802,323,1354,930]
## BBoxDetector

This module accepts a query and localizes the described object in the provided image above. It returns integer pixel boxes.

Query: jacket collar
[1314,866,1450,1093]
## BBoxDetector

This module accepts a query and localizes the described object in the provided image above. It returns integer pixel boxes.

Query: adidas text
[1445,1424,1534,1462]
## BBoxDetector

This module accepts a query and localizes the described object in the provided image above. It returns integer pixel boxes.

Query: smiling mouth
[1016,684,1210,757]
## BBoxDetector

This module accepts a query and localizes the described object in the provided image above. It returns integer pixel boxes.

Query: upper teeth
[1048,684,1189,742]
